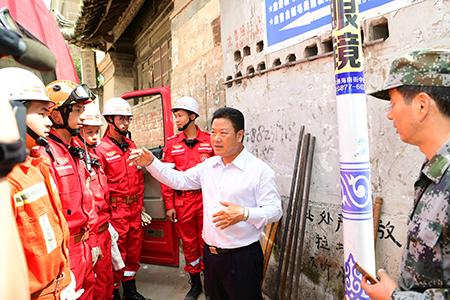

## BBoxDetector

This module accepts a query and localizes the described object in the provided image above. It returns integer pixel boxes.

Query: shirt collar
[231,147,248,170]
[422,139,450,183]
[213,147,248,170]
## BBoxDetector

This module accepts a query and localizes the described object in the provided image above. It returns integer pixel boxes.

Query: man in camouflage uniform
[362,49,450,299]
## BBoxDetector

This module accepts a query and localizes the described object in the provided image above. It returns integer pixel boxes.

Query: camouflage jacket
[394,140,450,299]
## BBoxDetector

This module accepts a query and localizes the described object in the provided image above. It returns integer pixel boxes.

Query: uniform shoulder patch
[167,134,178,141]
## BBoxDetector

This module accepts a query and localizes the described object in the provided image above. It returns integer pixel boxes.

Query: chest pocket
[170,148,186,165]
[106,155,124,171]
[54,163,77,194]
[198,145,213,162]
[403,215,445,288]
[15,184,58,257]
[170,148,186,156]
[22,212,59,257]
[408,216,443,264]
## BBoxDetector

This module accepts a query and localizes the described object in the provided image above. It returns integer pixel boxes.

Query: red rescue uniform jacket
[161,127,214,209]
[73,137,111,244]
[88,147,111,232]
[8,149,71,298]
[96,135,144,206]
[40,129,94,236]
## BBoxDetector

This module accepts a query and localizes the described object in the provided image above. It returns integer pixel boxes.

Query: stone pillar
[98,52,135,104]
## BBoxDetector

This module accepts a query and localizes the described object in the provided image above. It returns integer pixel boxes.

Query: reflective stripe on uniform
[188,257,201,267]
[39,213,58,253]
[123,271,136,277]
[54,165,72,171]
[14,182,47,207]
[171,149,185,154]
[49,176,58,194]
[105,155,121,161]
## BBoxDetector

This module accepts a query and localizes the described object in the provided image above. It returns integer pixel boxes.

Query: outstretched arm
[129,148,202,191]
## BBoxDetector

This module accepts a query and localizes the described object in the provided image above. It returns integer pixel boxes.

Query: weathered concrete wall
[171,0,225,130]
[220,0,450,298]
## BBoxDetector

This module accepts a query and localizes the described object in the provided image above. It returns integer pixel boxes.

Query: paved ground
[135,261,206,300]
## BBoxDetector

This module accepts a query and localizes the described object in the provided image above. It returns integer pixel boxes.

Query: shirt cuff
[246,207,265,229]
[146,157,163,173]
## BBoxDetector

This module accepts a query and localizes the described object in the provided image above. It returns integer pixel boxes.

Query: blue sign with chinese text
[265,0,396,51]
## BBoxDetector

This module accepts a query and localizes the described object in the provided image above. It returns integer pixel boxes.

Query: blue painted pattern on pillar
[345,253,370,299]
[340,162,372,220]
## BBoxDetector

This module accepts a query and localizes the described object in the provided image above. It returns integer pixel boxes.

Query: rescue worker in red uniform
[95,97,149,300]
[161,97,214,300]
[76,102,114,300]
[1,67,78,300]
[42,80,97,300]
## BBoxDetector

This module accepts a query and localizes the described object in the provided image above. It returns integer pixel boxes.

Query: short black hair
[397,85,450,117]
[211,107,245,133]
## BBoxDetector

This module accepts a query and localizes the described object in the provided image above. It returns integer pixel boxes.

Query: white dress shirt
[146,147,282,249]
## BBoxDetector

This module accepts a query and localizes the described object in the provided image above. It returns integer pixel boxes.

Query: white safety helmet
[81,102,104,126]
[0,67,52,102]
[102,97,133,116]
[172,96,200,116]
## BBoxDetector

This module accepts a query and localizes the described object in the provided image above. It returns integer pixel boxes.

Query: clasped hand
[212,201,245,230]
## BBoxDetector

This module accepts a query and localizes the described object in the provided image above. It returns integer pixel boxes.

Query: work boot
[184,273,203,300]
[113,288,121,300]
[122,279,151,300]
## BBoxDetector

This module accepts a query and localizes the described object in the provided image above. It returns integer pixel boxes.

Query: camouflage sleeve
[392,288,450,299]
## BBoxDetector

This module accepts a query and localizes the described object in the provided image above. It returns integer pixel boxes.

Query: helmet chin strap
[114,125,129,137]
[177,119,192,131]
[50,106,80,136]
[177,115,197,132]
[26,127,48,147]
[107,116,131,138]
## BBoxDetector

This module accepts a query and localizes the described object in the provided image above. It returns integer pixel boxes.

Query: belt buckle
[209,246,218,255]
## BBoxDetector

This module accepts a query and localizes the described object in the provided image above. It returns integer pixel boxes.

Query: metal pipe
[285,134,310,299]
[293,136,316,300]
[274,126,304,300]
[280,133,310,299]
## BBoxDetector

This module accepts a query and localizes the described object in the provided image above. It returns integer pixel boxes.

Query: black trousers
[204,241,263,300]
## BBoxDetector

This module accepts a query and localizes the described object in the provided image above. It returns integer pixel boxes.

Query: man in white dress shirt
[128,107,282,300]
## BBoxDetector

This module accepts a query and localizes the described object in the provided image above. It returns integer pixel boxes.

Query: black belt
[206,241,259,255]
[175,190,201,196]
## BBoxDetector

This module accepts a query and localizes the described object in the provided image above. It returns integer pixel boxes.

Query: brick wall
[128,95,165,149]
